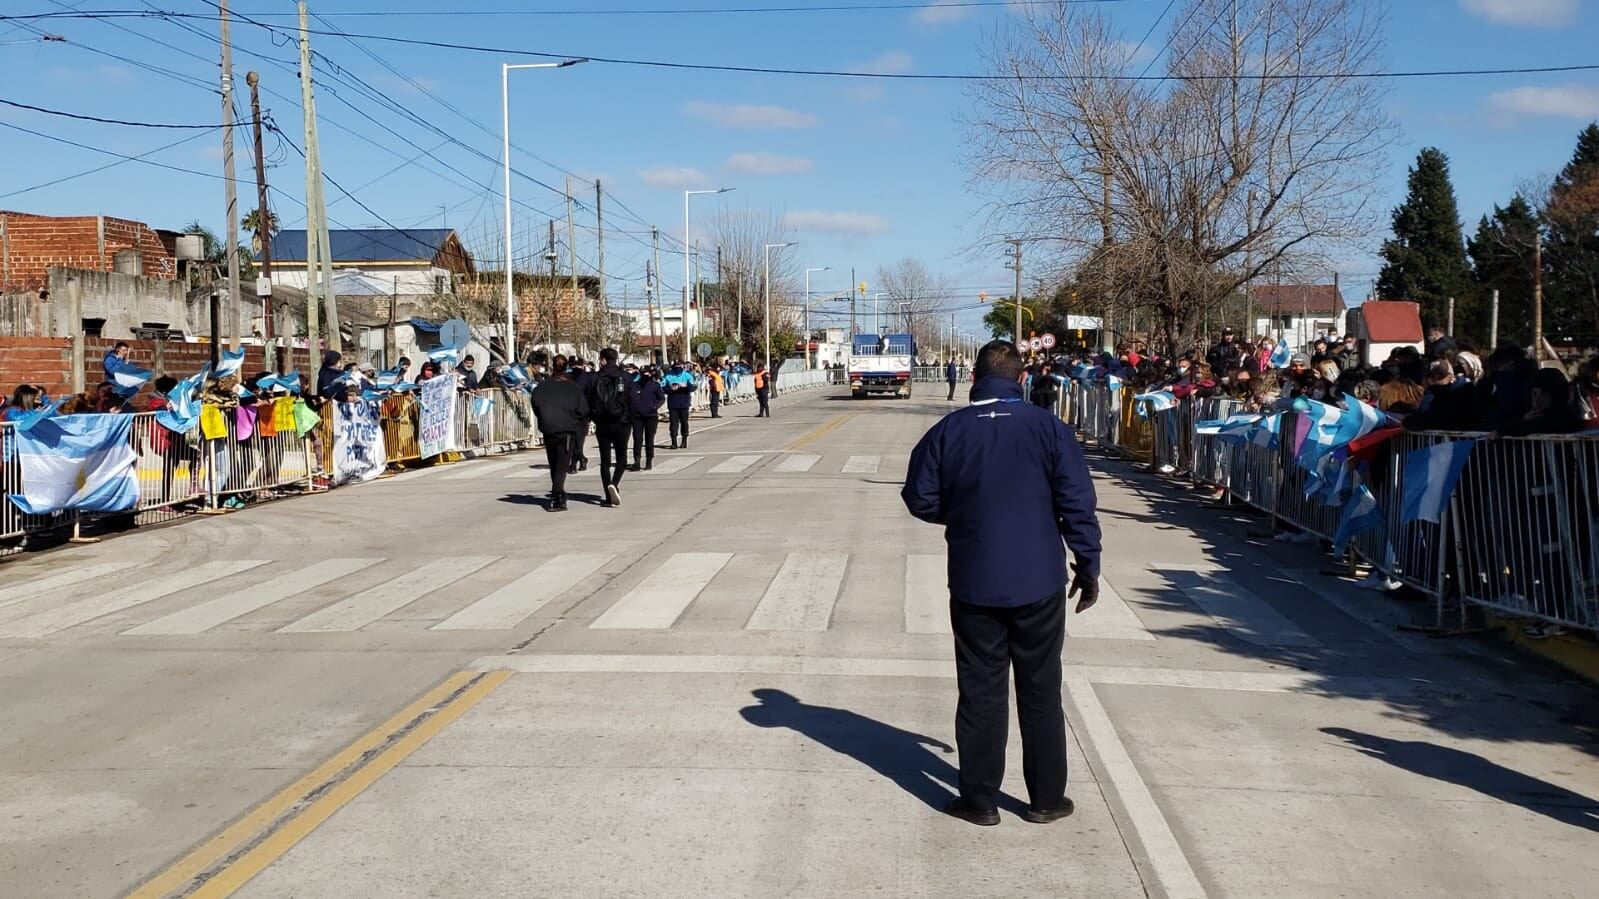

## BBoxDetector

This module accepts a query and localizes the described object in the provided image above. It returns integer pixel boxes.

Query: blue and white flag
[5,399,60,434]
[1105,374,1123,393]
[1296,398,1386,470]
[1250,413,1283,449]
[6,414,137,516]
[428,345,461,367]
[1401,439,1476,524]
[104,355,153,397]
[1199,413,1263,443]
[1333,484,1384,556]
[1269,341,1292,369]
[214,346,246,379]
[375,367,403,388]
[1134,390,1178,418]
[155,365,209,434]
[471,394,494,418]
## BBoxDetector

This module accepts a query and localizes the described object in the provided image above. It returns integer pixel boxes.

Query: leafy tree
[241,207,280,257]
[1544,123,1599,345]
[182,220,256,281]
[1467,196,1540,348]
[1377,148,1476,333]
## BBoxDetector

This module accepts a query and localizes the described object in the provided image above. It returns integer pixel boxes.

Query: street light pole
[804,266,829,371]
[502,58,585,365]
[763,242,795,370]
[683,187,733,363]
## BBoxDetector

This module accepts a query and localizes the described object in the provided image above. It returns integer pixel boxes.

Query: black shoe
[670,443,679,450]
[579,459,588,472]
[550,494,568,512]
[1021,799,1075,824]
[628,463,641,472]
[644,460,653,471]
[944,798,1000,827]
[606,484,621,507]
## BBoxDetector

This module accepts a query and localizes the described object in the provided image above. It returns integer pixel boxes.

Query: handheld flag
[375,367,403,388]
[1269,341,1292,368]
[6,414,137,516]
[428,346,461,367]
[6,399,61,434]
[1332,483,1384,556]
[104,355,153,397]
[1401,439,1475,524]
[214,346,246,379]
[155,365,210,434]
[1134,390,1178,418]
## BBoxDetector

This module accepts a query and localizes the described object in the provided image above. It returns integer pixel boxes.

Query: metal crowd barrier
[204,402,316,503]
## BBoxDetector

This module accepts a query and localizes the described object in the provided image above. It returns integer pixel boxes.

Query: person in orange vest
[707,364,725,419]
[753,362,772,418]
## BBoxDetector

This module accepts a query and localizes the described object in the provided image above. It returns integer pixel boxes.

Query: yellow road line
[787,412,854,451]
[129,669,511,899]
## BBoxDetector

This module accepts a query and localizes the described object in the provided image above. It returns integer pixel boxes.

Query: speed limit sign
[1041,333,1057,349]
[1029,337,1043,351]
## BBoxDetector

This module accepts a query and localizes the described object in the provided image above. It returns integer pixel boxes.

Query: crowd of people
[1047,328,1599,436]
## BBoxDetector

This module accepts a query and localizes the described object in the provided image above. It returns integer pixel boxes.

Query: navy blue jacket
[946,360,959,384]
[903,376,1101,607]
[633,377,665,417]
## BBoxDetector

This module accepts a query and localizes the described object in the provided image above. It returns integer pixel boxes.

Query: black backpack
[595,372,630,423]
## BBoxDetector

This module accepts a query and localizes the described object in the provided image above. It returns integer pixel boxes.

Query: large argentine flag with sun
[7,414,138,516]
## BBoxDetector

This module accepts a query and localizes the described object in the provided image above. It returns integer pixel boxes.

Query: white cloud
[914,0,973,26]
[1487,85,1599,120]
[845,85,885,104]
[724,153,814,176]
[863,50,913,75]
[637,166,709,189]
[782,211,889,235]
[1460,0,1577,28]
[98,64,134,82]
[1111,40,1157,68]
[682,101,818,129]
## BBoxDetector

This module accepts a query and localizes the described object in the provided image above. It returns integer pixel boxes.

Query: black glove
[1068,569,1099,614]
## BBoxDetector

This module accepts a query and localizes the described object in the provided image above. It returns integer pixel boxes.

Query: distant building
[1248,283,1348,348]
[0,210,179,293]
[265,228,474,296]
[1348,300,1424,367]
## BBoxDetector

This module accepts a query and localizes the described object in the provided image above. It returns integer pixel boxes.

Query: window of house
[82,317,105,337]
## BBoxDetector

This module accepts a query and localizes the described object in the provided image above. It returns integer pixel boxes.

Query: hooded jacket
[902,375,1101,607]
[531,376,588,435]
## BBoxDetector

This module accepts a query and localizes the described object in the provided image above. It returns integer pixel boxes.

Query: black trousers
[948,381,957,400]
[669,407,690,446]
[595,423,630,489]
[710,391,721,418]
[631,416,659,463]
[756,389,770,417]
[950,589,1068,813]
[571,418,589,465]
[543,432,573,496]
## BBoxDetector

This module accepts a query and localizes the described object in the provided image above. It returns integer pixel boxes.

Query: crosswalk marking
[842,455,880,474]
[279,557,498,633]
[0,561,146,616]
[1068,579,1155,641]
[746,553,849,631]
[640,455,702,475]
[1160,567,1320,647]
[124,558,381,636]
[904,554,949,635]
[440,460,523,481]
[433,554,612,630]
[774,453,820,473]
[708,454,761,474]
[0,560,268,639]
[591,552,733,629]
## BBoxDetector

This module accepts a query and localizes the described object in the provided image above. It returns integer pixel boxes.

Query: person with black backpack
[1030,362,1059,414]
[585,347,639,507]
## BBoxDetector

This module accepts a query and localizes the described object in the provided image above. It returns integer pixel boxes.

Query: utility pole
[297,1,319,386]
[716,246,725,337]
[566,177,578,354]
[1490,288,1500,349]
[388,276,398,368]
[849,266,857,337]
[1532,230,1545,361]
[1446,295,1455,337]
[646,258,658,363]
[594,178,605,318]
[219,0,241,350]
[651,226,663,362]
[1006,239,1023,347]
[246,71,273,355]
[548,219,559,354]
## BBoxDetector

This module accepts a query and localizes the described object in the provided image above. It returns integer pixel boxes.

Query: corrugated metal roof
[265,228,453,263]
[1249,283,1346,314]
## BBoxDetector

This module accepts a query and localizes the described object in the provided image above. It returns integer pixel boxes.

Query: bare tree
[967,0,1394,353]
[876,257,955,350]
[705,207,801,354]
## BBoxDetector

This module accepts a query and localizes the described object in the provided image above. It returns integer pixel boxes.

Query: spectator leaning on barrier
[1498,368,1585,437]
[1403,360,1479,432]
[3,384,41,421]
[1478,346,1537,432]
[458,355,480,391]
[317,352,343,399]
[103,341,130,381]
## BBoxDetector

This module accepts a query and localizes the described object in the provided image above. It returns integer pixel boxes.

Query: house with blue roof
[261,228,473,297]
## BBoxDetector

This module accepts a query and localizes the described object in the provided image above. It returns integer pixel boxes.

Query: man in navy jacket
[902,339,1102,827]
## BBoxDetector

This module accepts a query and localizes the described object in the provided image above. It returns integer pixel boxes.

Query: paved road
[3,388,1596,897]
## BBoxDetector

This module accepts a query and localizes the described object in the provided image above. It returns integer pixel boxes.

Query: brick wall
[0,212,178,294]
[0,337,315,401]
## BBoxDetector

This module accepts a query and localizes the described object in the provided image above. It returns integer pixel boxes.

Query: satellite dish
[697,342,713,360]
[440,318,471,351]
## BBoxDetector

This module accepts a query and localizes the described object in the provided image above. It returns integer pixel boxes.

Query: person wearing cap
[1206,327,1245,375]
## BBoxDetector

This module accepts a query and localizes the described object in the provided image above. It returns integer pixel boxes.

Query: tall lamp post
[684,187,733,363]
[763,242,795,370]
[502,58,586,365]
[804,266,829,370]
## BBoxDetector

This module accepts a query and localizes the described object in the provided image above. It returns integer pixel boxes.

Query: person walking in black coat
[946,358,960,401]
[902,339,1103,827]
[530,355,587,512]
[630,367,665,471]
[570,359,595,472]
[584,348,639,507]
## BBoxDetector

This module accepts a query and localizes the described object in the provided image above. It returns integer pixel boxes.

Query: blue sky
[3,0,1598,335]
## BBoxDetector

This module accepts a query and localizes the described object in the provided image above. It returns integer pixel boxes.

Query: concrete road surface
[2,388,1596,898]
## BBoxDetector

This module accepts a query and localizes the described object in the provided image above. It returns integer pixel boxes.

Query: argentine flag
[375,367,404,388]
[155,365,209,434]
[214,346,247,379]
[1134,390,1178,418]
[1333,483,1384,556]
[1269,341,1292,368]
[1249,413,1283,449]
[105,355,153,397]
[1297,398,1386,470]
[472,394,494,418]
[1402,439,1476,524]
[7,414,137,516]
[428,346,461,367]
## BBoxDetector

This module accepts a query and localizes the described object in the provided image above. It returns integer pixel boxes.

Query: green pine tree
[1377,148,1476,334]
[1544,123,1599,345]
[1467,196,1541,349]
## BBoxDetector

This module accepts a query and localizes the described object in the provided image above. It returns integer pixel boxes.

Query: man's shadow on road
[1323,727,1599,833]
[739,688,1027,814]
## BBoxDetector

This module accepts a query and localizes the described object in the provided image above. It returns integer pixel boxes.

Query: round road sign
[1041,333,1057,349]
[439,318,471,351]
[1029,337,1043,351]
[725,343,741,359]
[697,342,713,359]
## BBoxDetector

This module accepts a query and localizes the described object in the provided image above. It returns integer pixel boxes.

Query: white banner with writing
[332,400,387,486]
[419,376,458,458]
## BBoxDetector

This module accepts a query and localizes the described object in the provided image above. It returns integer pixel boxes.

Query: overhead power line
[0,96,244,128]
[2,2,1124,22]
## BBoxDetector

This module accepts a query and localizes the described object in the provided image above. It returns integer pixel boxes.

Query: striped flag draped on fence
[1402,439,1476,524]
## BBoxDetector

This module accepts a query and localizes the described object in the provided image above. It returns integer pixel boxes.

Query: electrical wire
[4,2,1123,22]
[0,96,243,128]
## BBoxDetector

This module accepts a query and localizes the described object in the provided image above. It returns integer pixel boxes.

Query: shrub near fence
[1062,379,1599,634]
